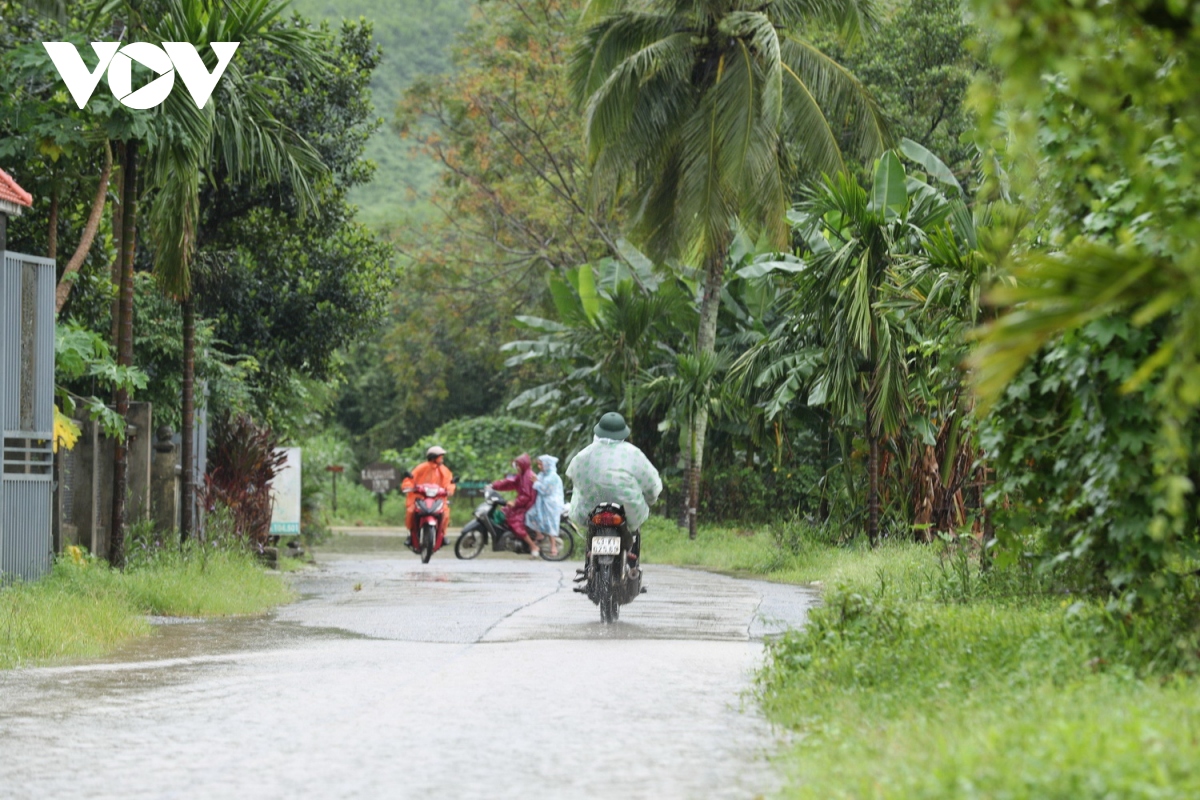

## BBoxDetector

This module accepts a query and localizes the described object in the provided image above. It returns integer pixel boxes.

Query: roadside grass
[0,544,295,670]
[641,515,939,589]
[123,548,296,616]
[645,517,1200,799]
[0,560,146,669]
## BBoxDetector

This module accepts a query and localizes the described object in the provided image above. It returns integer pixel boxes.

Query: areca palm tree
[142,0,327,545]
[745,150,957,544]
[570,0,889,537]
[86,0,326,560]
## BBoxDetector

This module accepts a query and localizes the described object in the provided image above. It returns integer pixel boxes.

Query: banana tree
[504,255,695,453]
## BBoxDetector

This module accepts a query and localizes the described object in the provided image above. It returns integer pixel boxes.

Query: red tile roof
[0,168,33,209]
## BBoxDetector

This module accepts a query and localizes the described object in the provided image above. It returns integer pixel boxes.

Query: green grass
[122,549,296,617]
[641,515,938,588]
[0,561,148,669]
[0,547,295,670]
[644,517,1200,799]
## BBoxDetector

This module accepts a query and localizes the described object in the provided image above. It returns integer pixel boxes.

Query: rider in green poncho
[566,412,662,532]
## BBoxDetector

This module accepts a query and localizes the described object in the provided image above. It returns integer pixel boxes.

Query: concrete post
[126,402,152,523]
[151,425,179,537]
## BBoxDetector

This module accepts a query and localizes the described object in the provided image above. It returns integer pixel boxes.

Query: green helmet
[594,412,630,441]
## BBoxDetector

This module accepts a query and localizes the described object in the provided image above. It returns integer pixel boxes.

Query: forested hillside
[290,0,470,227]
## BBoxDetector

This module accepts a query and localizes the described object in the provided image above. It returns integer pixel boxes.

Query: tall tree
[195,19,394,423]
[569,0,889,536]
[734,146,971,544]
[139,0,328,543]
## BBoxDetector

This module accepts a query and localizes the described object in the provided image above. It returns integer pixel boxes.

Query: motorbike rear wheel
[596,560,619,623]
[420,524,435,564]
[455,527,486,559]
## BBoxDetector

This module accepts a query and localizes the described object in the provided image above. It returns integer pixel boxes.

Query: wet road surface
[0,537,817,799]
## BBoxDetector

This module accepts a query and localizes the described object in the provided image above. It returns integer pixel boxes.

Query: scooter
[454,486,577,561]
[575,502,643,623]
[406,483,448,564]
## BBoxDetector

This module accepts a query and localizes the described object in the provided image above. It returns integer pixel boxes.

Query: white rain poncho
[566,437,662,530]
[526,455,564,535]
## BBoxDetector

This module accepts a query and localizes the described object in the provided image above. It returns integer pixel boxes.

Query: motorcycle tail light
[592,512,623,526]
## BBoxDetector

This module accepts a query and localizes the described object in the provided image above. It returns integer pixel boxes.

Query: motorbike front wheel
[455,526,486,559]
[420,525,435,564]
[538,526,576,562]
[596,560,619,623]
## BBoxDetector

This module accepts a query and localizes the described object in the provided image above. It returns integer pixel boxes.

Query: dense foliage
[969,0,1200,598]
[194,18,396,420]
[396,415,546,480]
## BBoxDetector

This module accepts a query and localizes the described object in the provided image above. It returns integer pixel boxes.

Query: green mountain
[290,0,470,228]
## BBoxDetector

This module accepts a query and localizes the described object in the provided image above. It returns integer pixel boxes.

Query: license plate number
[592,536,621,555]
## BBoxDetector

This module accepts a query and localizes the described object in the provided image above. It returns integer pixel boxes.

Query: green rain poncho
[566,436,662,530]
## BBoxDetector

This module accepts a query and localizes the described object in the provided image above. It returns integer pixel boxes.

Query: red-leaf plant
[201,412,286,550]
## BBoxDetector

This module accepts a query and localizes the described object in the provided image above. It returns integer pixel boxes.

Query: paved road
[0,539,817,799]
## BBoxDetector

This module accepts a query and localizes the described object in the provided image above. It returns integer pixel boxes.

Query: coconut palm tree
[570,0,889,537]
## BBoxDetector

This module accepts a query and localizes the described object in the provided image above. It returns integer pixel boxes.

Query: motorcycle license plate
[592,536,621,555]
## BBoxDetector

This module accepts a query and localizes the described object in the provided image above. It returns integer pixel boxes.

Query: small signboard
[360,462,400,494]
[270,447,302,535]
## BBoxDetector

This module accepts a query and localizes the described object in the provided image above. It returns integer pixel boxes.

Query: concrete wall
[54,401,167,556]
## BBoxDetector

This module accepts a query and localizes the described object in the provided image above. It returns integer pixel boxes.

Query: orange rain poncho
[404,460,456,535]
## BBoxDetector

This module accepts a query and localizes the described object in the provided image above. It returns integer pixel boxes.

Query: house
[0,167,34,249]
[0,167,56,582]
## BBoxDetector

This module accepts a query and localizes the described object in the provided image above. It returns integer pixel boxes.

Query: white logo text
[42,41,240,110]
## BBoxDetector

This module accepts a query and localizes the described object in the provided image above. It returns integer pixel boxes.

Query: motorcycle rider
[566,412,661,568]
[491,453,539,558]
[404,445,455,551]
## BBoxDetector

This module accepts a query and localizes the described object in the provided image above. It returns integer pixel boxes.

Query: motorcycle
[577,502,643,623]
[405,483,449,563]
[455,486,577,561]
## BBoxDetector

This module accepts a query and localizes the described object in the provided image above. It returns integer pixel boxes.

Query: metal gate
[0,250,55,582]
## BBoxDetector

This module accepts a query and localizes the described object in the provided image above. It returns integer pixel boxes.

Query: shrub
[398,415,545,479]
[659,463,820,524]
[201,412,285,549]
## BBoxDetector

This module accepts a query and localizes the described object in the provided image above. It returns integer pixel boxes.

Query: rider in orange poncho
[403,445,456,549]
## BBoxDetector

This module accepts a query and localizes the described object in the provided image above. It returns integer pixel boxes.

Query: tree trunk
[47,185,58,261]
[867,428,880,548]
[109,143,137,569]
[685,243,728,539]
[180,295,195,542]
[109,144,125,350]
[685,410,710,540]
[56,141,113,314]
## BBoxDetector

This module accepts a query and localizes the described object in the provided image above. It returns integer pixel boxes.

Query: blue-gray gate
[0,250,55,582]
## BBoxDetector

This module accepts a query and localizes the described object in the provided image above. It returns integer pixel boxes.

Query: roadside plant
[201,412,286,551]
[54,321,147,443]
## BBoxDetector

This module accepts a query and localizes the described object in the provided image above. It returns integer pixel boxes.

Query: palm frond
[781,35,890,165]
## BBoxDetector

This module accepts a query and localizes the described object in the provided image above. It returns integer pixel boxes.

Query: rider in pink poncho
[491,453,539,556]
